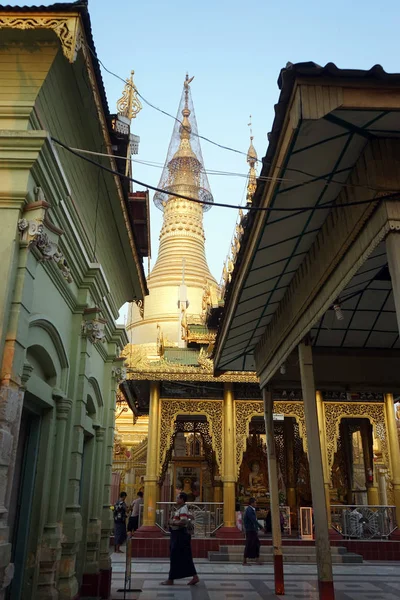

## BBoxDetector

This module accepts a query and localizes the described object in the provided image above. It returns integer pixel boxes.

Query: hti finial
[246,117,258,206]
[248,115,253,140]
[184,73,194,108]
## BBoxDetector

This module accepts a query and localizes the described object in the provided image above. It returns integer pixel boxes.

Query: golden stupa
[127,75,219,347]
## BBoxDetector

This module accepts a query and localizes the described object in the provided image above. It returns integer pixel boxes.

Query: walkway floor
[110,552,400,599]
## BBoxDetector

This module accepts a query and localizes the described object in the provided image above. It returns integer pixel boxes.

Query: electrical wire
[51,136,400,214]
[86,43,384,194]
[65,145,289,183]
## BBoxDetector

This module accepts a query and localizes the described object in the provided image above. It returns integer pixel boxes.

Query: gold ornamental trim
[323,402,390,476]
[0,13,83,63]
[159,399,223,475]
[124,344,258,382]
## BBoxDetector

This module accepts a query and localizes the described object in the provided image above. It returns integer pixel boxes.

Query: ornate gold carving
[117,70,142,120]
[0,14,82,63]
[123,343,258,382]
[323,402,390,476]
[234,400,307,477]
[159,399,223,475]
[135,300,144,319]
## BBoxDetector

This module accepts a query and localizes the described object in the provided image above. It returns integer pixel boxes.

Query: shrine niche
[237,430,287,506]
[159,417,219,502]
[293,422,312,507]
[238,434,269,500]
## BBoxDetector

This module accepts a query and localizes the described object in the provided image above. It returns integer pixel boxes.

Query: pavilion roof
[214,62,400,378]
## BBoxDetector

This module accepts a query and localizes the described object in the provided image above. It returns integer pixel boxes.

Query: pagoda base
[134,525,162,538]
[216,527,243,539]
[127,536,400,560]
[328,527,342,541]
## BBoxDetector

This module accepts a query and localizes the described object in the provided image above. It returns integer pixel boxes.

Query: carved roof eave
[126,369,258,383]
[186,332,216,344]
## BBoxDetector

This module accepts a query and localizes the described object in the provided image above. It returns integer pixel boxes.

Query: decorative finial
[248,115,253,139]
[117,70,142,120]
[180,73,194,139]
[246,118,258,206]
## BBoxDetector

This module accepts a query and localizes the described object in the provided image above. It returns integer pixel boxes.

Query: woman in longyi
[161,492,199,586]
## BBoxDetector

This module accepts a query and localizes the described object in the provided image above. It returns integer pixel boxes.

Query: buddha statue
[248,461,267,494]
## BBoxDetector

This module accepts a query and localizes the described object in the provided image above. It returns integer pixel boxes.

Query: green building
[0,2,148,598]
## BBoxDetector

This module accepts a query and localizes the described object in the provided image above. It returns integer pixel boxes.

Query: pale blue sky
[8,1,400,322]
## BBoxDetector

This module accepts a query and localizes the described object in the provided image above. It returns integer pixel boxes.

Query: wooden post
[263,388,284,595]
[299,342,334,600]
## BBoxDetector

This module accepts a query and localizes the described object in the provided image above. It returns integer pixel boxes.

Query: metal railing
[155,502,224,537]
[331,505,397,539]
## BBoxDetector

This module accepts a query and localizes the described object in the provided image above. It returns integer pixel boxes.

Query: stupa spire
[148,76,217,290]
[246,116,258,206]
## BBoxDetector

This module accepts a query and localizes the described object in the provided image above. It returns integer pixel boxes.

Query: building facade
[0,3,147,599]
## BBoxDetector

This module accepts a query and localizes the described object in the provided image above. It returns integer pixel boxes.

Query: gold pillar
[360,420,379,505]
[385,393,400,517]
[284,417,296,525]
[213,478,223,503]
[142,382,160,527]
[316,391,332,526]
[223,382,236,528]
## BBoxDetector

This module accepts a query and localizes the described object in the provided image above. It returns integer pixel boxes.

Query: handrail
[155,501,224,537]
[330,504,397,539]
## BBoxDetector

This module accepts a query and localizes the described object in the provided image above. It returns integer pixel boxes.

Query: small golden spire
[246,115,258,206]
[117,70,142,120]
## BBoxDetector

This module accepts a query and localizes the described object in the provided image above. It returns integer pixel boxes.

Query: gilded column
[284,417,296,526]
[316,391,332,526]
[222,383,236,529]
[384,393,400,518]
[139,382,160,532]
[360,420,379,505]
[264,388,284,595]
[299,342,334,600]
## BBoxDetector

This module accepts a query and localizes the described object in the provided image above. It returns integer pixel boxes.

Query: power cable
[87,43,383,194]
[51,137,400,214]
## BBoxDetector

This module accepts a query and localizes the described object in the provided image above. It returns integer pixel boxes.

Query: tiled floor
[110,552,400,599]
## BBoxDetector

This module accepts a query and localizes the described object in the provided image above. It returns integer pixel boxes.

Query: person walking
[113,491,128,553]
[161,492,199,586]
[243,497,263,565]
[127,491,143,533]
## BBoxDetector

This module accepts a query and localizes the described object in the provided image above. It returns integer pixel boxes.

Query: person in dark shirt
[113,492,127,553]
[243,497,263,565]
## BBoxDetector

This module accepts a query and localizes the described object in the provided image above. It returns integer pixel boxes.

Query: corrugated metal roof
[214,62,400,370]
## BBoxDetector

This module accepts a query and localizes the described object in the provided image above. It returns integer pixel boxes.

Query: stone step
[208,551,363,564]
[218,545,348,555]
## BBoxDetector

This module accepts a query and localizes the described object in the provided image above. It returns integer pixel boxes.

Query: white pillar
[263,388,284,595]
[299,342,335,600]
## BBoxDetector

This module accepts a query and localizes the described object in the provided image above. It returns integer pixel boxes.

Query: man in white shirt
[127,491,143,532]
